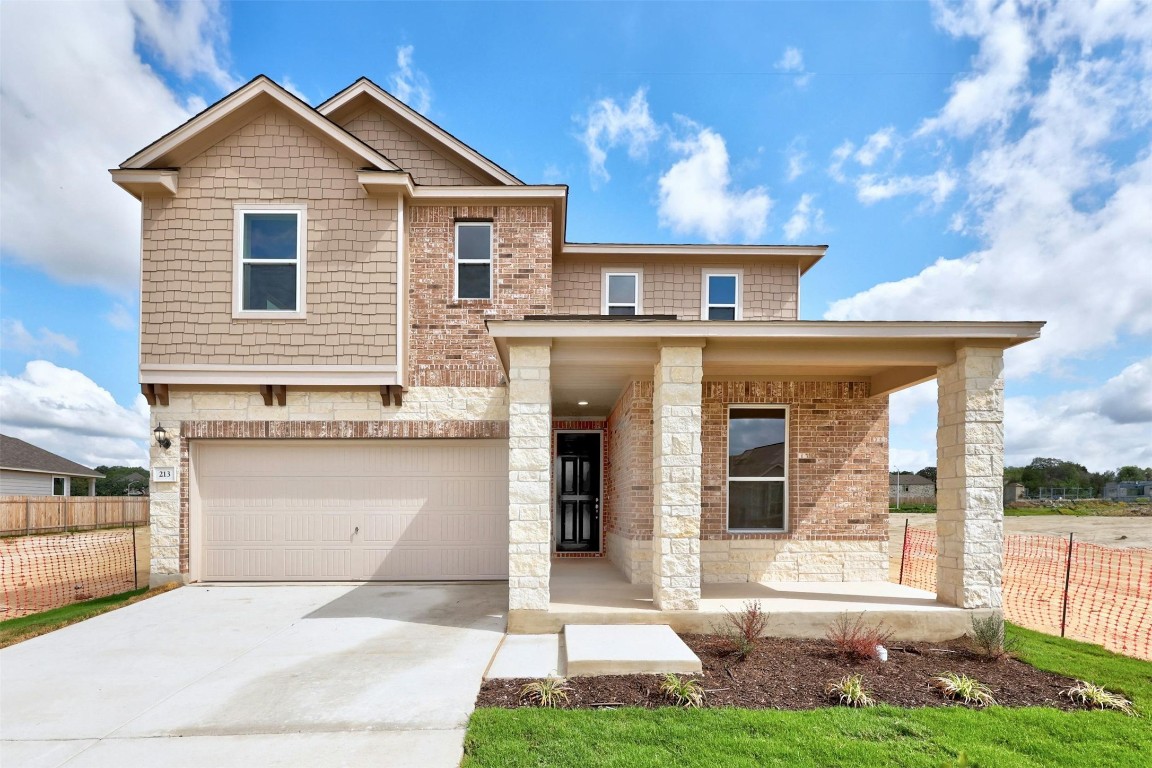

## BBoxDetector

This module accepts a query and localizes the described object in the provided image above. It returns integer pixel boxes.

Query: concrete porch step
[563,624,701,677]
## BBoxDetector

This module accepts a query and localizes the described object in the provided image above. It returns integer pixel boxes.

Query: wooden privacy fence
[0,496,149,536]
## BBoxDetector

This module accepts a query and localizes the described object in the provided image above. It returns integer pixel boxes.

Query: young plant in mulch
[824,673,876,708]
[1063,681,1136,716]
[825,612,894,662]
[659,673,705,708]
[969,613,1019,660]
[931,672,997,707]
[519,676,572,708]
[712,599,769,661]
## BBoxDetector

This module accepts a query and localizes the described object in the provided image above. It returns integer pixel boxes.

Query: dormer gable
[318,77,523,186]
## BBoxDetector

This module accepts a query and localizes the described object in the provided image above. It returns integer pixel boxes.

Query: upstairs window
[602,271,641,315]
[456,222,492,300]
[234,205,306,318]
[703,270,741,320]
[727,406,788,531]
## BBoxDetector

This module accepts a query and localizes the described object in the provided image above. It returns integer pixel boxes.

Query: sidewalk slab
[486,634,565,678]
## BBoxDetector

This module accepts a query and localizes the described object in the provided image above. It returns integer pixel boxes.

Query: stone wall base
[701,539,889,583]
[606,532,652,584]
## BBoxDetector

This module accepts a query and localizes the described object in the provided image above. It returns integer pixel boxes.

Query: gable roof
[119,75,399,171]
[318,77,523,186]
[0,435,104,478]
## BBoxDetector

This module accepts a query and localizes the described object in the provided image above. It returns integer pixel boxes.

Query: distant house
[1004,482,1027,504]
[0,435,104,497]
[1103,481,1152,500]
[889,473,936,502]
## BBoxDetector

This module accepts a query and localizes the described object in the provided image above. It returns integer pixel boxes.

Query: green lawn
[0,586,173,647]
[463,625,1152,768]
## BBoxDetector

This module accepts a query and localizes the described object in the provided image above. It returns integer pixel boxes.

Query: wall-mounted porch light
[577,401,589,406]
[153,424,172,450]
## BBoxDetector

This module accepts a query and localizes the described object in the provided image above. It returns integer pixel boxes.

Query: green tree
[94,466,149,496]
[1117,465,1149,482]
[916,466,937,482]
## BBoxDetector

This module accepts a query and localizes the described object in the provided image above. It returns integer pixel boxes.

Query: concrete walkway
[0,583,506,768]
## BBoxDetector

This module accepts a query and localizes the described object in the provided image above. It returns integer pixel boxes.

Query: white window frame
[232,204,307,319]
[52,476,67,497]
[726,404,788,533]
[601,268,643,315]
[701,268,742,320]
[454,221,493,301]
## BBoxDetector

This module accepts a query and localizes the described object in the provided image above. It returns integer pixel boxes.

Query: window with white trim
[703,270,741,320]
[727,406,787,531]
[234,206,306,317]
[455,221,492,300]
[52,477,67,497]
[602,271,641,315]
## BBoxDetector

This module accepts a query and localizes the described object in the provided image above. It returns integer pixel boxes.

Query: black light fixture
[153,424,171,450]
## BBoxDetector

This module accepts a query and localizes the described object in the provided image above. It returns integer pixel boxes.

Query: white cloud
[854,127,897,167]
[0,1,231,291]
[1065,358,1152,426]
[828,140,854,183]
[105,303,136,332]
[657,125,772,242]
[828,2,1152,381]
[390,44,432,115]
[0,360,149,467]
[782,193,824,241]
[784,139,807,181]
[855,170,958,205]
[775,46,813,88]
[580,88,661,183]
[130,0,236,91]
[0,319,78,356]
[280,75,309,104]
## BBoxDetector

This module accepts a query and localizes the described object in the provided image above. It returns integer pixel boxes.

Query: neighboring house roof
[0,435,104,478]
[317,77,523,186]
[730,443,786,478]
[890,474,935,486]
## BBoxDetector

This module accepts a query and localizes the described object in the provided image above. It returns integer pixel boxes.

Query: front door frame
[552,429,604,555]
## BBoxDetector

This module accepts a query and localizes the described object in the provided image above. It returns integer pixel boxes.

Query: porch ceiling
[488,319,1044,418]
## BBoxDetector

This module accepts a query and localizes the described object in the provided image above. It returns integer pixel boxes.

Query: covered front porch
[508,558,980,641]
[488,318,1043,637]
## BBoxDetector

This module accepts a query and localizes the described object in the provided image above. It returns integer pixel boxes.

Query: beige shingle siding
[140,107,398,367]
[552,259,798,319]
[341,108,485,186]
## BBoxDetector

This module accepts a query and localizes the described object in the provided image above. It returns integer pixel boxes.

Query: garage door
[193,440,508,581]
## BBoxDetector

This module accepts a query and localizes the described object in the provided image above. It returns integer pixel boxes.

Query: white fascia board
[140,364,398,386]
[408,185,567,202]
[109,169,179,199]
[560,243,827,258]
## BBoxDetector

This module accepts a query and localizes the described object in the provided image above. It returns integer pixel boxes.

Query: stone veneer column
[936,347,1006,609]
[507,342,553,611]
[651,342,704,610]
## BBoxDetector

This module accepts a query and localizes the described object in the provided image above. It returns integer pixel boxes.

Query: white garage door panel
[195,440,508,581]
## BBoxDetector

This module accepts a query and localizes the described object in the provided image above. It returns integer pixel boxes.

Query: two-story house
[113,76,1041,629]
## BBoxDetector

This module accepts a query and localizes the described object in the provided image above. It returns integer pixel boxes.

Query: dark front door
[555,432,601,552]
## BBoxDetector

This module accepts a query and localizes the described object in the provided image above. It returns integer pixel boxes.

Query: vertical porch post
[936,346,1006,609]
[507,341,553,611]
[651,340,704,610]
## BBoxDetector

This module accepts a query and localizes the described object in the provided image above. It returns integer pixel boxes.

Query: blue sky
[1,0,1149,471]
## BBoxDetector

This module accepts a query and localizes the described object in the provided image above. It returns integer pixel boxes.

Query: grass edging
[463,624,1152,767]
[0,583,179,648]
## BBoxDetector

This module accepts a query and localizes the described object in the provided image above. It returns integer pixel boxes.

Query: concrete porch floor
[507,558,984,640]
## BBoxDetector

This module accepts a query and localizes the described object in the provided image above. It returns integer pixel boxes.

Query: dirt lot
[890,513,1152,549]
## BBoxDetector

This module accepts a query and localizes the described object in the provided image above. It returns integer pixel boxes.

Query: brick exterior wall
[339,108,489,186]
[553,259,798,319]
[604,381,654,542]
[141,107,398,367]
[702,381,889,543]
[407,205,553,386]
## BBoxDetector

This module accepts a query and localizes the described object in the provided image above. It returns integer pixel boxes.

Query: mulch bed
[477,634,1083,710]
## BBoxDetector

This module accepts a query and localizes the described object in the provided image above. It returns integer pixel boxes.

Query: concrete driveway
[1,583,507,767]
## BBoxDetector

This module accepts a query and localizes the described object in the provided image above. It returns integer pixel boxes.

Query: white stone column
[651,341,704,610]
[936,346,1005,609]
[507,342,553,611]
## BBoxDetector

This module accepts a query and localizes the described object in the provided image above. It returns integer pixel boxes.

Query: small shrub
[713,599,769,660]
[1063,681,1136,716]
[659,673,705,708]
[931,672,997,707]
[824,674,875,707]
[825,612,894,661]
[519,676,571,708]
[969,613,1019,659]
